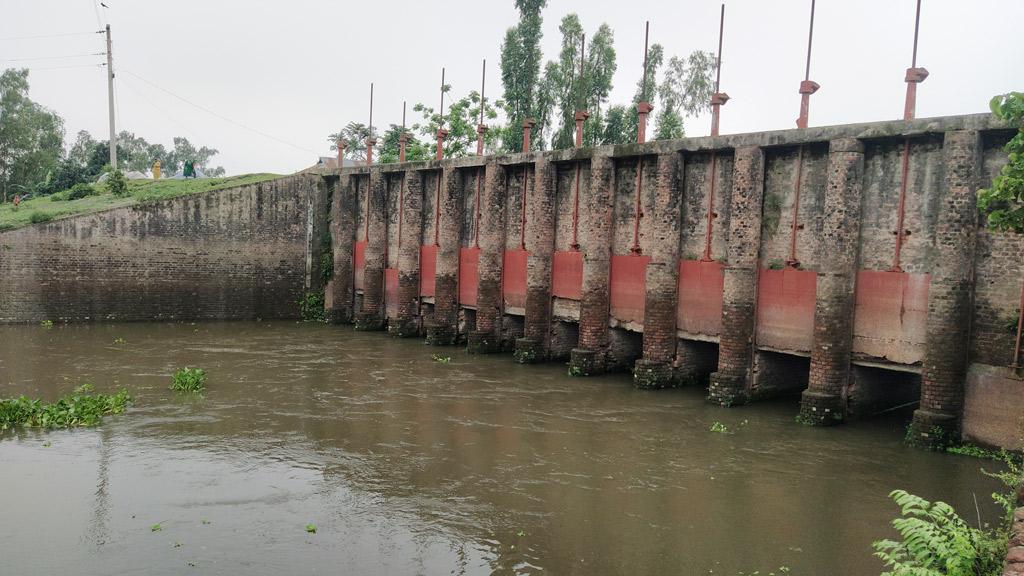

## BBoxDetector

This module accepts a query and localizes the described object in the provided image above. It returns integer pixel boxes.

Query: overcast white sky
[4,0,1023,175]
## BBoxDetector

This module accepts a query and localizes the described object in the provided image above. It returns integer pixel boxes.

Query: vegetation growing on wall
[978,92,1024,234]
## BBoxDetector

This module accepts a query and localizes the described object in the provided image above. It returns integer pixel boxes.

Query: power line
[17,63,106,72]
[118,75,198,138]
[0,31,103,41]
[121,69,321,156]
[1,52,106,63]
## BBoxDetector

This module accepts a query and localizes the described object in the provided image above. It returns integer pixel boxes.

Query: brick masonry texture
[572,152,615,373]
[393,170,423,337]
[517,156,556,361]
[0,174,319,323]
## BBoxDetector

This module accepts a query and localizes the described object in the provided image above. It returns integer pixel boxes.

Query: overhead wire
[1,52,106,63]
[18,62,106,72]
[0,31,103,41]
[118,75,197,138]
[121,69,321,156]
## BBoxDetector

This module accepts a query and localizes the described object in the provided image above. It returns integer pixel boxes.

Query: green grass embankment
[0,173,282,232]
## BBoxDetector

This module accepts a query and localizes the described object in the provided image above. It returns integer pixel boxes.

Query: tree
[412,88,501,159]
[655,51,717,140]
[978,92,1024,234]
[499,0,547,152]
[377,124,430,164]
[327,122,373,162]
[601,104,631,145]
[0,69,64,202]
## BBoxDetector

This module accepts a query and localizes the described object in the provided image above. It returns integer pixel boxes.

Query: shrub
[107,170,129,197]
[0,383,132,430]
[298,292,325,322]
[66,182,98,200]
[171,367,206,392]
[29,211,53,224]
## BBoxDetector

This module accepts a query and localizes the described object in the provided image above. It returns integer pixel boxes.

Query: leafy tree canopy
[978,92,1024,234]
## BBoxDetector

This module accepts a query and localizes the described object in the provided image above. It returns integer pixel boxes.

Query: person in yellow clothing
[152,159,161,180]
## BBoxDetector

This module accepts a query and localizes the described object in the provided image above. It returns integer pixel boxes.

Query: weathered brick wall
[322,114,1021,448]
[0,174,320,323]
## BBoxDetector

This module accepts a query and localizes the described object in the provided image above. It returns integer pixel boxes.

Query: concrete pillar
[391,168,423,337]
[515,156,556,364]
[708,146,764,405]
[426,166,461,345]
[569,152,614,376]
[468,160,507,354]
[799,138,865,425]
[355,168,386,331]
[634,152,683,388]
[908,130,981,448]
[327,174,355,324]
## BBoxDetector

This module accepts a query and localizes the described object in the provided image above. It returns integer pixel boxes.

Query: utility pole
[105,24,117,170]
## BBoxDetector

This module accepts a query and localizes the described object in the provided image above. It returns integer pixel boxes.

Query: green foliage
[328,122,372,163]
[64,182,98,201]
[412,88,502,158]
[947,443,1006,461]
[298,291,325,322]
[499,0,547,152]
[39,319,53,328]
[431,354,451,364]
[709,421,729,434]
[654,51,717,140]
[170,367,206,392]
[29,210,52,224]
[376,124,430,165]
[106,170,129,197]
[978,92,1024,234]
[872,489,1006,576]
[305,523,317,534]
[151,523,162,532]
[0,69,64,204]
[0,383,132,430]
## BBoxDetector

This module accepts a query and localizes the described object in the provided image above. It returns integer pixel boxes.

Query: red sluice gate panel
[384,268,399,318]
[502,249,528,309]
[610,254,650,324]
[353,241,367,291]
[677,260,724,336]
[853,270,930,365]
[419,245,437,297]
[755,268,817,352]
[458,247,480,306]
[552,250,583,300]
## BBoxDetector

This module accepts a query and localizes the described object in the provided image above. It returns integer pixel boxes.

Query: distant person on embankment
[184,160,196,178]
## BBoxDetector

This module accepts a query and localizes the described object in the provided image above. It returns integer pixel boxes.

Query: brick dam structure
[324,114,1023,449]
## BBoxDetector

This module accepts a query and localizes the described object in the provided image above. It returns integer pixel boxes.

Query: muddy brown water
[0,321,1006,575]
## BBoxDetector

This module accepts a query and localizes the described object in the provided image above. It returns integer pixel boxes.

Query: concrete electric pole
[105,24,117,170]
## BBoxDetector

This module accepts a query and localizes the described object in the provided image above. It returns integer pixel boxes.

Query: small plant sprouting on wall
[0,384,131,430]
[170,367,206,392]
[298,292,326,322]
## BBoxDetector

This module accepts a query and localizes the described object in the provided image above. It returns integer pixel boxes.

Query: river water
[0,321,1006,575]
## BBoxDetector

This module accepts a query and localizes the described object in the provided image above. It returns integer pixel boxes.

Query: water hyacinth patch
[0,384,132,431]
[171,367,206,392]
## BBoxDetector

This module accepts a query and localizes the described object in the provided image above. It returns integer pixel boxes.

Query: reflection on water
[0,321,1004,575]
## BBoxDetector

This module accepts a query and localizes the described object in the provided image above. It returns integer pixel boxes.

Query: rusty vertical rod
[636,21,653,144]
[1013,278,1024,370]
[891,139,912,272]
[796,0,819,129]
[786,145,805,267]
[903,0,928,120]
[520,166,529,250]
[700,153,718,262]
[574,33,589,149]
[436,68,448,161]
[710,4,729,137]
[571,162,581,250]
[366,83,375,166]
[476,59,487,156]
[399,101,408,163]
[631,157,644,254]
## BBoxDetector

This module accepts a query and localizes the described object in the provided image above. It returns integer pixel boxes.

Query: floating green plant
[170,367,206,392]
[0,384,131,431]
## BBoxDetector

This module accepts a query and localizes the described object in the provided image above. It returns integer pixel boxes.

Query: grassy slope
[0,173,282,231]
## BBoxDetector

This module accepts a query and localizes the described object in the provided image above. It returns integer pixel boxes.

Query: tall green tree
[655,51,717,140]
[543,15,617,150]
[0,69,64,202]
[499,0,547,152]
[978,92,1024,234]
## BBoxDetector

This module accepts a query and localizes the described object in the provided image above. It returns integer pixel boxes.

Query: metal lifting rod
[796,0,819,129]
[631,22,651,255]
[474,60,487,248]
[892,0,926,272]
[709,4,729,137]
[703,4,728,262]
[364,83,374,242]
[399,101,408,163]
[570,33,588,250]
[434,68,446,246]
